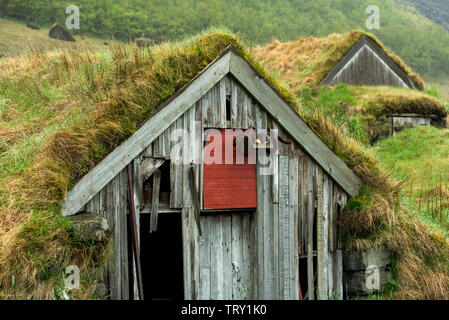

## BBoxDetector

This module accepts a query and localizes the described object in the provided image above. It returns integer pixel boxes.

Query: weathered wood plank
[231,213,243,299]
[149,169,161,233]
[279,155,290,299]
[241,212,251,300]
[199,215,211,299]
[231,80,238,128]
[289,154,300,300]
[182,207,192,299]
[119,170,130,300]
[306,159,315,300]
[140,158,165,182]
[222,214,233,299]
[210,214,223,300]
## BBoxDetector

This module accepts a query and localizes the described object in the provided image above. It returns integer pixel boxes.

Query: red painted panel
[203,129,257,209]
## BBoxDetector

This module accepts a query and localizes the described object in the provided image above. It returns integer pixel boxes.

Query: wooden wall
[388,115,432,135]
[79,74,350,300]
[324,44,409,88]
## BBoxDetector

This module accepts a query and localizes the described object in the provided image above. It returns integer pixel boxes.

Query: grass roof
[0,30,448,299]
[253,30,425,90]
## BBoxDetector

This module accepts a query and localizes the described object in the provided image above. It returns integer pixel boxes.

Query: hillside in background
[1,0,449,81]
[403,0,449,31]
[0,19,108,56]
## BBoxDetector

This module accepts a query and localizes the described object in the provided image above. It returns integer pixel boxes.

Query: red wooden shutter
[203,129,257,209]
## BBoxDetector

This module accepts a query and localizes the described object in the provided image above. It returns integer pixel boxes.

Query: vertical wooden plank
[241,91,249,129]
[247,98,255,129]
[231,80,238,128]
[199,215,211,299]
[279,155,290,299]
[272,123,279,204]
[306,159,315,300]
[107,175,119,299]
[201,89,210,128]
[149,169,161,233]
[120,170,130,300]
[249,210,258,299]
[335,249,343,300]
[222,214,233,299]
[190,205,201,300]
[289,154,300,300]
[182,207,192,299]
[241,212,251,300]
[231,213,243,299]
[210,214,224,299]
[218,78,227,128]
[255,104,264,299]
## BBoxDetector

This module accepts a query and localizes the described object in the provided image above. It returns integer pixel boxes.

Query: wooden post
[149,169,161,233]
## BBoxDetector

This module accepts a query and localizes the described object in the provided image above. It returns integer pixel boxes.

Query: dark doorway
[140,212,184,300]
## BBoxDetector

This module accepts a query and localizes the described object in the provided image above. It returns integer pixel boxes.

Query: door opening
[140,212,184,300]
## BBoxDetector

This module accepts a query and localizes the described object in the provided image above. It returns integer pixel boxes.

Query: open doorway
[140,212,184,300]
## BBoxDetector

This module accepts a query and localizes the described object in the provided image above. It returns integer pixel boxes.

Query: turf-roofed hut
[1,31,448,301]
[61,42,362,300]
[254,31,448,142]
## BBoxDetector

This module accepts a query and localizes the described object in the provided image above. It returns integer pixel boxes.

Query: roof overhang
[320,35,416,89]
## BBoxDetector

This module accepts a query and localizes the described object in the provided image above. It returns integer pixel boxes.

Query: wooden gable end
[321,35,416,89]
[62,47,361,216]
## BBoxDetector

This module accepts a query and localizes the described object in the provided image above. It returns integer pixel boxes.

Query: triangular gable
[320,35,416,89]
[62,46,361,216]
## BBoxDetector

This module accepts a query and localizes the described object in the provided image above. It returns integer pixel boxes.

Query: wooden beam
[62,50,231,216]
[140,158,165,182]
[189,165,202,236]
[149,169,161,233]
[229,50,361,197]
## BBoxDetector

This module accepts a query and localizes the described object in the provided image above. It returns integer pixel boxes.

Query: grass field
[375,126,449,231]
[0,18,109,57]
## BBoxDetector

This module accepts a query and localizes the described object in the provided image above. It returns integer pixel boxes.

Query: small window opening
[226,95,231,122]
[143,160,171,208]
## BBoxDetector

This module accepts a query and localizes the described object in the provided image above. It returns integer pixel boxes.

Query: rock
[49,23,76,42]
[344,247,391,271]
[135,37,152,48]
[343,267,393,296]
[94,283,108,297]
[26,23,40,30]
[69,212,109,242]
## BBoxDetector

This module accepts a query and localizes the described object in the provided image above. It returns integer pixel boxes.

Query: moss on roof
[253,30,425,90]
[0,30,448,299]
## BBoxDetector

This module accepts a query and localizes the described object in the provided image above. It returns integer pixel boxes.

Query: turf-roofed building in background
[254,31,448,142]
[0,31,448,300]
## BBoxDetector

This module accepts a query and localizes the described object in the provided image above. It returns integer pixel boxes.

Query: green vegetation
[375,126,449,231]
[1,0,449,79]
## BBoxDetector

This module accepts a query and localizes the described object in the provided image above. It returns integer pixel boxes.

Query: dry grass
[0,18,108,57]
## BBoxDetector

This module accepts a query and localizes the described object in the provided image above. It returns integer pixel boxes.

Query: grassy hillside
[375,126,449,231]
[0,18,108,57]
[1,0,449,79]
